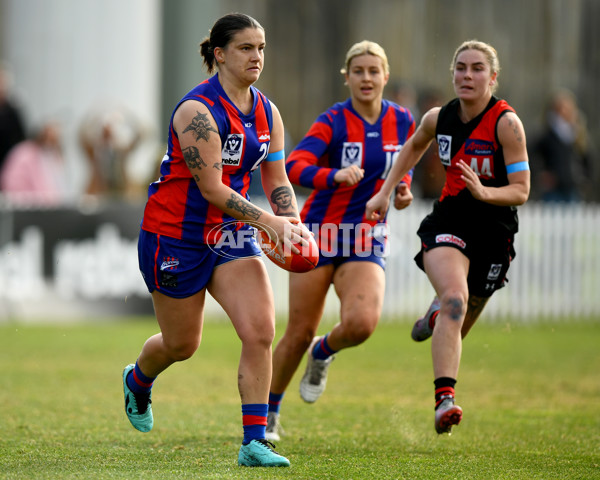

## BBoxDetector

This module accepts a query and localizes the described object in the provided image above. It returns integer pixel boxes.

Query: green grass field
[1,317,599,479]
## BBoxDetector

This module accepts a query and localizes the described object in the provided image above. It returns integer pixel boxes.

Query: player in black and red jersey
[366,40,530,435]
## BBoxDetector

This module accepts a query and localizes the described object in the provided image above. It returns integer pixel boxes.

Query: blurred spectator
[413,87,445,200]
[531,89,595,203]
[389,80,420,120]
[0,120,68,206]
[79,105,143,197]
[0,62,26,176]
[387,82,447,200]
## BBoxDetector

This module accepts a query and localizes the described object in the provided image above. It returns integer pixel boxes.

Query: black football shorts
[414,213,516,298]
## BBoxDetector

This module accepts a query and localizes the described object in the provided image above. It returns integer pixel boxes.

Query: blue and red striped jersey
[286,98,415,249]
[141,74,273,244]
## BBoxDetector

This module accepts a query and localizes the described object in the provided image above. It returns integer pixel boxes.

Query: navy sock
[126,361,156,394]
[268,392,284,414]
[242,403,268,444]
[312,334,337,360]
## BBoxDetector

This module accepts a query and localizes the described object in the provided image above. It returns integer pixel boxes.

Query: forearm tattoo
[270,186,297,217]
[182,146,207,171]
[183,111,218,142]
[225,193,262,220]
[213,161,223,171]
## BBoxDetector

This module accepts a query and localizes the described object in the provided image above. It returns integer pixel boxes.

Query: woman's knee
[239,319,276,349]
[341,312,378,344]
[286,326,318,353]
[163,337,200,362]
[439,291,468,322]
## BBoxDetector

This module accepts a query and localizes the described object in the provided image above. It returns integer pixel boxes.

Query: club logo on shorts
[437,135,452,166]
[341,142,363,168]
[222,134,244,166]
[487,263,502,280]
[160,257,179,271]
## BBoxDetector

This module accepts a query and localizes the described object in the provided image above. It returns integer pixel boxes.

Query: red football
[257,228,319,273]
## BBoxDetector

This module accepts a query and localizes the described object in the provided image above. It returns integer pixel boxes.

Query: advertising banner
[0,202,154,320]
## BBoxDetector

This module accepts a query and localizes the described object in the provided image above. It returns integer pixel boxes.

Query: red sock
[435,386,455,408]
[428,310,439,329]
[434,377,457,409]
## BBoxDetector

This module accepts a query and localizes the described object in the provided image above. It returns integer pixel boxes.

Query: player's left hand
[365,190,390,221]
[393,183,413,210]
[458,159,487,201]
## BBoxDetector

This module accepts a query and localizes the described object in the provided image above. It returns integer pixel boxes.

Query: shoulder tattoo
[506,116,523,144]
[183,111,218,142]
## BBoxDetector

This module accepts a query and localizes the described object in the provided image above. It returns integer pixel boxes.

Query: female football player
[266,40,416,440]
[122,12,311,467]
[366,40,530,434]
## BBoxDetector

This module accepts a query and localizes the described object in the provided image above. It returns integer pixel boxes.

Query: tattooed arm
[261,165,300,219]
[458,111,530,206]
[173,99,268,223]
[173,100,308,249]
[367,108,438,221]
[260,103,301,220]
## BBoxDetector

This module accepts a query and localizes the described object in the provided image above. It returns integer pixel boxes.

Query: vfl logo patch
[487,263,502,280]
[437,135,452,166]
[435,233,466,249]
[222,134,244,166]
[341,142,363,168]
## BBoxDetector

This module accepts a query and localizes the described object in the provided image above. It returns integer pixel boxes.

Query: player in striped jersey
[122,13,309,467]
[367,40,530,434]
[266,41,415,441]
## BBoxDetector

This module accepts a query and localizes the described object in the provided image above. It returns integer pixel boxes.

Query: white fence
[0,200,599,322]
[253,199,600,322]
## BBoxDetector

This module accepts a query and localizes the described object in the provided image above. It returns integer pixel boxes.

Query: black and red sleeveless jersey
[433,96,519,233]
